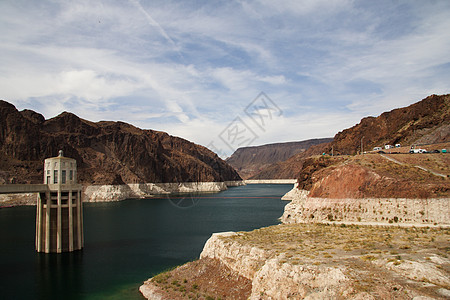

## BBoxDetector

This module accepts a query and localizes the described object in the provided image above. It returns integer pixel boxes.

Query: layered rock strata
[281,187,450,226]
[199,232,350,299]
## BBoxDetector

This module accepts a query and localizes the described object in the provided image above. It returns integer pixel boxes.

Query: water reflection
[1,184,292,299]
[36,251,83,300]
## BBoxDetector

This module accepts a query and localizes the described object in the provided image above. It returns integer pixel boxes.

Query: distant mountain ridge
[0,100,241,185]
[226,138,332,179]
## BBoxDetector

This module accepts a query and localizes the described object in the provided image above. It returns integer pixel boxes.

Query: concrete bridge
[0,184,49,194]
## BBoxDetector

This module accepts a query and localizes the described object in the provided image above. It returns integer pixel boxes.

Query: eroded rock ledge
[141,225,450,299]
[140,184,449,299]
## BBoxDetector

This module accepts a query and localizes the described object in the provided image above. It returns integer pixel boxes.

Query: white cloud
[1,0,449,156]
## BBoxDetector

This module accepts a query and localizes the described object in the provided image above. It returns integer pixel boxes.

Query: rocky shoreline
[83,181,245,202]
[141,223,450,299]
[0,181,245,206]
[140,185,450,299]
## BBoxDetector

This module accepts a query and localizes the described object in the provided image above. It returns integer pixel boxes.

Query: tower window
[54,170,58,184]
[69,170,73,181]
[62,170,66,184]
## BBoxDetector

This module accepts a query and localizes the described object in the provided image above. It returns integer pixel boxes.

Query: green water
[0,184,291,299]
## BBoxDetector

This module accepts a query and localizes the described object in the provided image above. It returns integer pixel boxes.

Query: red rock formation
[0,100,241,185]
[250,94,450,180]
[308,163,448,199]
[329,94,450,155]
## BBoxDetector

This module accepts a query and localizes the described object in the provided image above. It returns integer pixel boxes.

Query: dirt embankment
[297,154,449,199]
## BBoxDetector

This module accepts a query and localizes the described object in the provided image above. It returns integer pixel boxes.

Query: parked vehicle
[431,150,440,153]
[442,149,447,153]
[373,147,382,151]
[409,148,427,154]
[384,145,394,149]
[395,144,401,147]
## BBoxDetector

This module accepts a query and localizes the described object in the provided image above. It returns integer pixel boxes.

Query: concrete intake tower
[36,150,84,253]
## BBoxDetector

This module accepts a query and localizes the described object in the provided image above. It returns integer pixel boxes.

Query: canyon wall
[0,100,241,186]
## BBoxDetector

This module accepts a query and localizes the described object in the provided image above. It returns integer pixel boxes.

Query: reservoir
[0,184,291,299]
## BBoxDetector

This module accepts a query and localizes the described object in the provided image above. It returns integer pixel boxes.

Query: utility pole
[361,136,364,155]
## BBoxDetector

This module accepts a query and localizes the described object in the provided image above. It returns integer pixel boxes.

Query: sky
[1,0,449,157]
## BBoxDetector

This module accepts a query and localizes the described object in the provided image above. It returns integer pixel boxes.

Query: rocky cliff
[226,138,332,179]
[248,94,449,180]
[141,225,450,299]
[0,100,241,186]
[328,94,450,155]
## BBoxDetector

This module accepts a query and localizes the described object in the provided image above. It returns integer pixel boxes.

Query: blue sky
[1,0,449,157]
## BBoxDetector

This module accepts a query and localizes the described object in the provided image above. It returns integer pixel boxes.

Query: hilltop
[0,100,241,186]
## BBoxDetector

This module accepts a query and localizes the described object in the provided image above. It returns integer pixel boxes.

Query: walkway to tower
[0,184,49,194]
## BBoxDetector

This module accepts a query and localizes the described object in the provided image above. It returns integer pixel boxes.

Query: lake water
[0,184,292,299]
